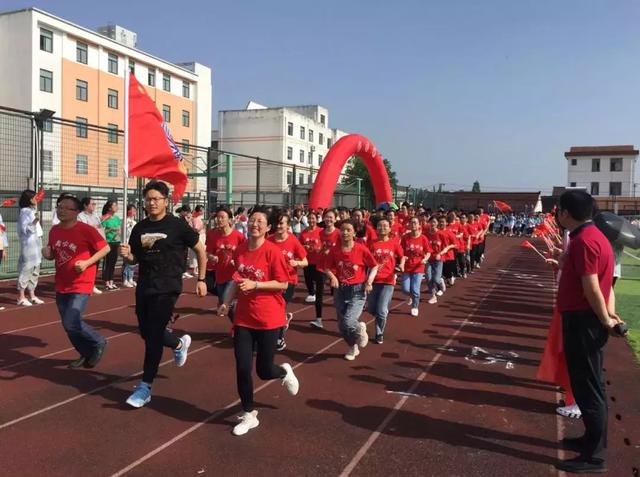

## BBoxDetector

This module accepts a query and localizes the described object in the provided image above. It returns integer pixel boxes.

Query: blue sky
[6,0,640,193]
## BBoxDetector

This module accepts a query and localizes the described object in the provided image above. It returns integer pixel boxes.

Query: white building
[565,145,638,197]
[0,7,212,194]
[218,102,350,197]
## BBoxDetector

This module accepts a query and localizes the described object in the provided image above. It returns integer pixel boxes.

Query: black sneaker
[556,457,606,474]
[276,339,286,351]
[68,356,86,368]
[85,342,107,368]
[374,335,384,344]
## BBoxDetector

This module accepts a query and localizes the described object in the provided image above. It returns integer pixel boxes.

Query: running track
[1,237,638,476]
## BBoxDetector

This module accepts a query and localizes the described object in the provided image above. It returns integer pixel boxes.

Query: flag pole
[122,68,130,245]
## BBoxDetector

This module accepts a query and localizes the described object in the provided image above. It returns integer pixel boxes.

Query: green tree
[472,181,481,192]
[342,156,398,206]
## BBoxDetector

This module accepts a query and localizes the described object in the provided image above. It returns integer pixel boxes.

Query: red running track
[0,236,638,477]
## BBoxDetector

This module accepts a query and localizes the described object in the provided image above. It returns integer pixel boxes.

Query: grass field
[616,263,640,361]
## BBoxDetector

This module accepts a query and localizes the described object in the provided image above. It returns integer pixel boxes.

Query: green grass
[616,277,640,361]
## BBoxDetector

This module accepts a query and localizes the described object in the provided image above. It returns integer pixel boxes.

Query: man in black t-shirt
[120,180,207,408]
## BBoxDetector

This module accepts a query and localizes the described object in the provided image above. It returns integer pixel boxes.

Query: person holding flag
[16,190,44,307]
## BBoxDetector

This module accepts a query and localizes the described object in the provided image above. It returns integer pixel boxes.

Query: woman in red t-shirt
[299,211,322,305]
[268,212,308,351]
[309,209,340,329]
[325,219,378,360]
[218,207,299,436]
[368,218,405,343]
[400,217,431,316]
[425,216,447,304]
[458,213,472,278]
[468,214,482,270]
[437,216,458,289]
[353,209,378,247]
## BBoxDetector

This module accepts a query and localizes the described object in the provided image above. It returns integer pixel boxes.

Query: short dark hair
[19,189,36,208]
[249,205,270,221]
[143,180,169,198]
[338,219,356,229]
[559,190,595,221]
[102,199,117,216]
[216,205,233,219]
[57,194,81,211]
[80,197,93,209]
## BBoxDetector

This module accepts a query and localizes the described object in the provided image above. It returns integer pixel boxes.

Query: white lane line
[339,258,517,476]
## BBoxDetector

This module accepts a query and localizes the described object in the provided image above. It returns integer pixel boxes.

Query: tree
[342,156,398,206]
[472,181,481,193]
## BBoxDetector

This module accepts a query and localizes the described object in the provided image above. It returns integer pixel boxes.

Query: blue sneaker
[126,383,151,408]
[174,334,191,367]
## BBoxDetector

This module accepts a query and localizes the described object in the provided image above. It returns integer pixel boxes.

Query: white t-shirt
[78,211,106,238]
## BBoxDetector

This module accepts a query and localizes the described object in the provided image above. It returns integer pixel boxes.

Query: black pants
[278,284,295,341]
[234,326,286,412]
[303,264,325,318]
[470,245,480,268]
[562,310,609,462]
[442,260,456,280]
[135,291,181,384]
[205,270,218,295]
[455,251,467,276]
[102,242,120,282]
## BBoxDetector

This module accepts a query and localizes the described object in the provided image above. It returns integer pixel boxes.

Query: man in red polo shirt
[555,190,623,474]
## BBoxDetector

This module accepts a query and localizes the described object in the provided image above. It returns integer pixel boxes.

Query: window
[570,158,577,166]
[182,81,190,98]
[42,119,53,132]
[76,154,88,175]
[590,182,599,196]
[107,89,118,109]
[318,154,323,165]
[107,123,118,143]
[76,117,88,138]
[308,174,312,184]
[300,126,305,139]
[591,158,600,172]
[287,171,293,185]
[76,80,88,101]
[327,138,332,149]
[299,173,304,184]
[299,149,304,163]
[39,69,53,93]
[320,114,326,125]
[308,151,313,164]
[162,73,170,92]
[610,158,623,172]
[182,110,190,127]
[287,122,293,136]
[108,158,118,177]
[287,147,293,160]
[42,150,53,172]
[610,182,622,195]
[319,133,324,145]
[40,28,53,52]
[569,182,577,187]
[76,41,88,64]
[129,59,135,73]
[309,129,314,142]
[148,69,156,87]
[162,104,171,122]
[182,140,190,153]
[108,53,118,74]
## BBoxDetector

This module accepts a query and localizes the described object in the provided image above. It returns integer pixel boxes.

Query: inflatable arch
[308,134,393,209]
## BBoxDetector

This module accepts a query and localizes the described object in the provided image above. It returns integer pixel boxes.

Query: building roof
[450,191,541,198]
[564,145,638,157]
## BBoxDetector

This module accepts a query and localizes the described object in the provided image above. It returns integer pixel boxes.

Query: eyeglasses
[144,196,167,203]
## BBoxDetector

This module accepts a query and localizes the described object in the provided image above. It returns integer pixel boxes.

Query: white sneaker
[450,276,456,285]
[30,297,44,305]
[17,299,33,307]
[440,281,447,292]
[131,280,137,286]
[281,363,299,395]
[344,344,360,361]
[428,295,438,304]
[232,410,259,436]
[410,307,419,317]
[556,403,581,419]
[310,318,323,329]
[285,312,293,331]
[0,306,5,311]
[436,290,444,297]
[174,335,191,367]
[305,295,316,303]
[93,286,103,295]
[407,298,413,306]
[123,280,134,288]
[182,272,193,279]
[357,322,369,348]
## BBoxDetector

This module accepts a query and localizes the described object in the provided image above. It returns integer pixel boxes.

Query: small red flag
[127,72,188,202]
[34,188,45,204]
[520,240,535,249]
[494,200,512,212]
[1,198,17,207]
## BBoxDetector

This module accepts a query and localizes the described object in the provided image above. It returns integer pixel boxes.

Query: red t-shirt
[299,226,322,265]
[232,240,290,330]
[370,239,404,284]
[355,224,378,246]
[267,233,307,285]
[468,222,481,245]
[49,222,107,294]
[389,221,403,240]
[206,228,246,281]
[422,223,432,235]
[441,227,457,261]
[425,230,445,261]
[557,224,614,313]
[325,242,377,285]
[457,224,470,252]
[318,228,341,271]
[400,234,431,273]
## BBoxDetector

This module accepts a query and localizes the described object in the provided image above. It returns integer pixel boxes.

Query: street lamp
[32,108,55,193]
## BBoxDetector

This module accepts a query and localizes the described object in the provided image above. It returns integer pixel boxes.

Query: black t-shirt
[129,214,199,295]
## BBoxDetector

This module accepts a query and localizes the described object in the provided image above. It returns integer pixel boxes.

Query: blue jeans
[367,283,394,336]
[401,273,423,308]
[334,283,366,346]
[122,263,135,282]
[426,261,444,294]
[216,280,235,322]
[56,293,105,358]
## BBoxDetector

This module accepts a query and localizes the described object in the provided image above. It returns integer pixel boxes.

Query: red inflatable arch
[308,134,393,209]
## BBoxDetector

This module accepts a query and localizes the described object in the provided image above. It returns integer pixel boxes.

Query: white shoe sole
[175,335,192,367]
[126,396,151,408]
[310,320,323,329]
[232,417,260,436]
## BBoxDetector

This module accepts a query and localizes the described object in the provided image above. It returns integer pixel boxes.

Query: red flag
[520,240,535,249]
[127,72,188,202]
[34,188,45,204]
[1,198,16,207]
[537,307,575,404]
[494,200,512,212]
